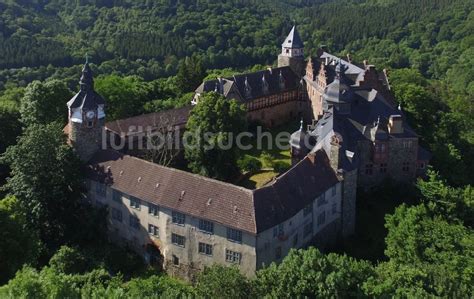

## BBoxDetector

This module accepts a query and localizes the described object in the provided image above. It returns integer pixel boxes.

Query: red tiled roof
[85,149,339,234]
[105,106,192,137]
[86,150,256,233]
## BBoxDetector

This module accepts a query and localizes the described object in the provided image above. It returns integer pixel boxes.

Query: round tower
[67,58,106,162]
[278,25,305,76]
[290,119,309,165]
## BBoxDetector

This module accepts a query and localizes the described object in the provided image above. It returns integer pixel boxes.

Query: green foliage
[256,247,375,298]
[175,56,206,92]
[273,161,290,174]
[370,204,474,297]
[94,75,149,121]
[0,123,102,252]
[0,196,40,285]
[260,151,274,168]
[49,246,91,275]
[19,80,72,126]
[196,265,254,299]
[237,155,262,173]
[185,92,247,180]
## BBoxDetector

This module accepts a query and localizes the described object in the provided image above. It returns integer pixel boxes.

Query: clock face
[86,111,95,119]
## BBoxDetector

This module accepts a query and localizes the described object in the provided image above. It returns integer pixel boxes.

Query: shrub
[238,155,262,173]
[260,152,274,168]
[273,161,290,174]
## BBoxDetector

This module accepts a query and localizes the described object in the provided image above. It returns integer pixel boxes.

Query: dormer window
[244,77,252,98]
[279,71,285,89]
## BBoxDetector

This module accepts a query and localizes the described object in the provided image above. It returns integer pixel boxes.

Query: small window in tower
[286,49,289,54]
[87,120,93,128]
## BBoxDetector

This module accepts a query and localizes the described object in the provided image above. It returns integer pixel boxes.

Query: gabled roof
[282,25,304,49]
[105,106,192,137]
[86,149,257,233]
[196,66,300,102]
[85,149,340,234]
[253,150,339,232]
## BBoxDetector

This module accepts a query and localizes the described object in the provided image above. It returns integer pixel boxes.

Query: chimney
[388,115,403,134]
[346,53,352,63]
[325,57,330,66]
[267,67,273,74]
[363,60,369,68]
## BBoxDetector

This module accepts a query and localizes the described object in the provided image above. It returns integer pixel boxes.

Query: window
[332,203,337,215]
[402,162,410,172]
[172,255,179,266]
[198,219,214,234]
[365,164,373,175]
[171,233,185,247]
[95,183,106,197]
[129,215,140,230]
[275,247,282,259]
[87,120,93,128]
[419,162,425,169]
[148,224,159,237]
[225,249,241,264]
[112,189,122,203]
[198,242,213,256]
[303,222,313,237]
[172,211,185,225]
[111,208,122,222]
[273,224,284,237]
[317,193,327,207]
[148,204,159,217]
[293,233,298,246]
[303,203,313,216]
[317,211,326,227]
[380,163,388,174]
[403,140,412,148]
[130,196,140,210]
[227,228,243,243]
[331,185,337,197]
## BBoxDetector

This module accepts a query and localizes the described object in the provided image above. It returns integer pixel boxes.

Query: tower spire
[80,55,94,91]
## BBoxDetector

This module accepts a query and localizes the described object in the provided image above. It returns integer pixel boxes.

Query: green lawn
[235,120,300,189]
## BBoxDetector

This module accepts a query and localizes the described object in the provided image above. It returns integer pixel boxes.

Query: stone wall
[341,169,357,237]
[69,118,105,161]
[277,54,305,77]
[88,181,258,280]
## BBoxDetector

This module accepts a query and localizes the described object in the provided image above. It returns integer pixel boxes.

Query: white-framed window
[148,224,159,237]
[317,211,326,226]
[129,215,140,230]
[172,255,179,266]
[111,208,122,222]
[198,242,213,256]
[227,227,242,243]
[172,211,185,225]
[130,196,141,210]
[275,246,282,259]
[171,233,185,247]
[225,249,241,264]
[402,162,410,172]
[148,203,159,217]
[198,219,214,234]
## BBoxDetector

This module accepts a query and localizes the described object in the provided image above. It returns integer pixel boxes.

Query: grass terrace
[235,120,300,189]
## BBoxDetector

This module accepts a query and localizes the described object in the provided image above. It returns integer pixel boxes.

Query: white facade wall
[255,182,342,268]
[88,180,257,277]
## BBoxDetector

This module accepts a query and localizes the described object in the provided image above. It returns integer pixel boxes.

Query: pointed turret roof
[282,25,304,49]
[67,59,105,110]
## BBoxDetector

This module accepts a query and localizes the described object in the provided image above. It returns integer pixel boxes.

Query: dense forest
[0,0,473,297]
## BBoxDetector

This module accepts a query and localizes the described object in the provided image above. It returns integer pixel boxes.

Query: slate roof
[282,25,304,48]
[85,149,339,234]
[197,66,300,102]
[105,106,192,137]
[67,62,105,110]
[253,150,339,232]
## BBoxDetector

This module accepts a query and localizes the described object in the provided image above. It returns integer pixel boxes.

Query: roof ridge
[106,149,254,195]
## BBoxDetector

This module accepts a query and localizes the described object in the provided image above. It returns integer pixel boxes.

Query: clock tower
[67,58,106,162]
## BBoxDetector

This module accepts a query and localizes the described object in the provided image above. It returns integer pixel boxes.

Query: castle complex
[66,26,430,279]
